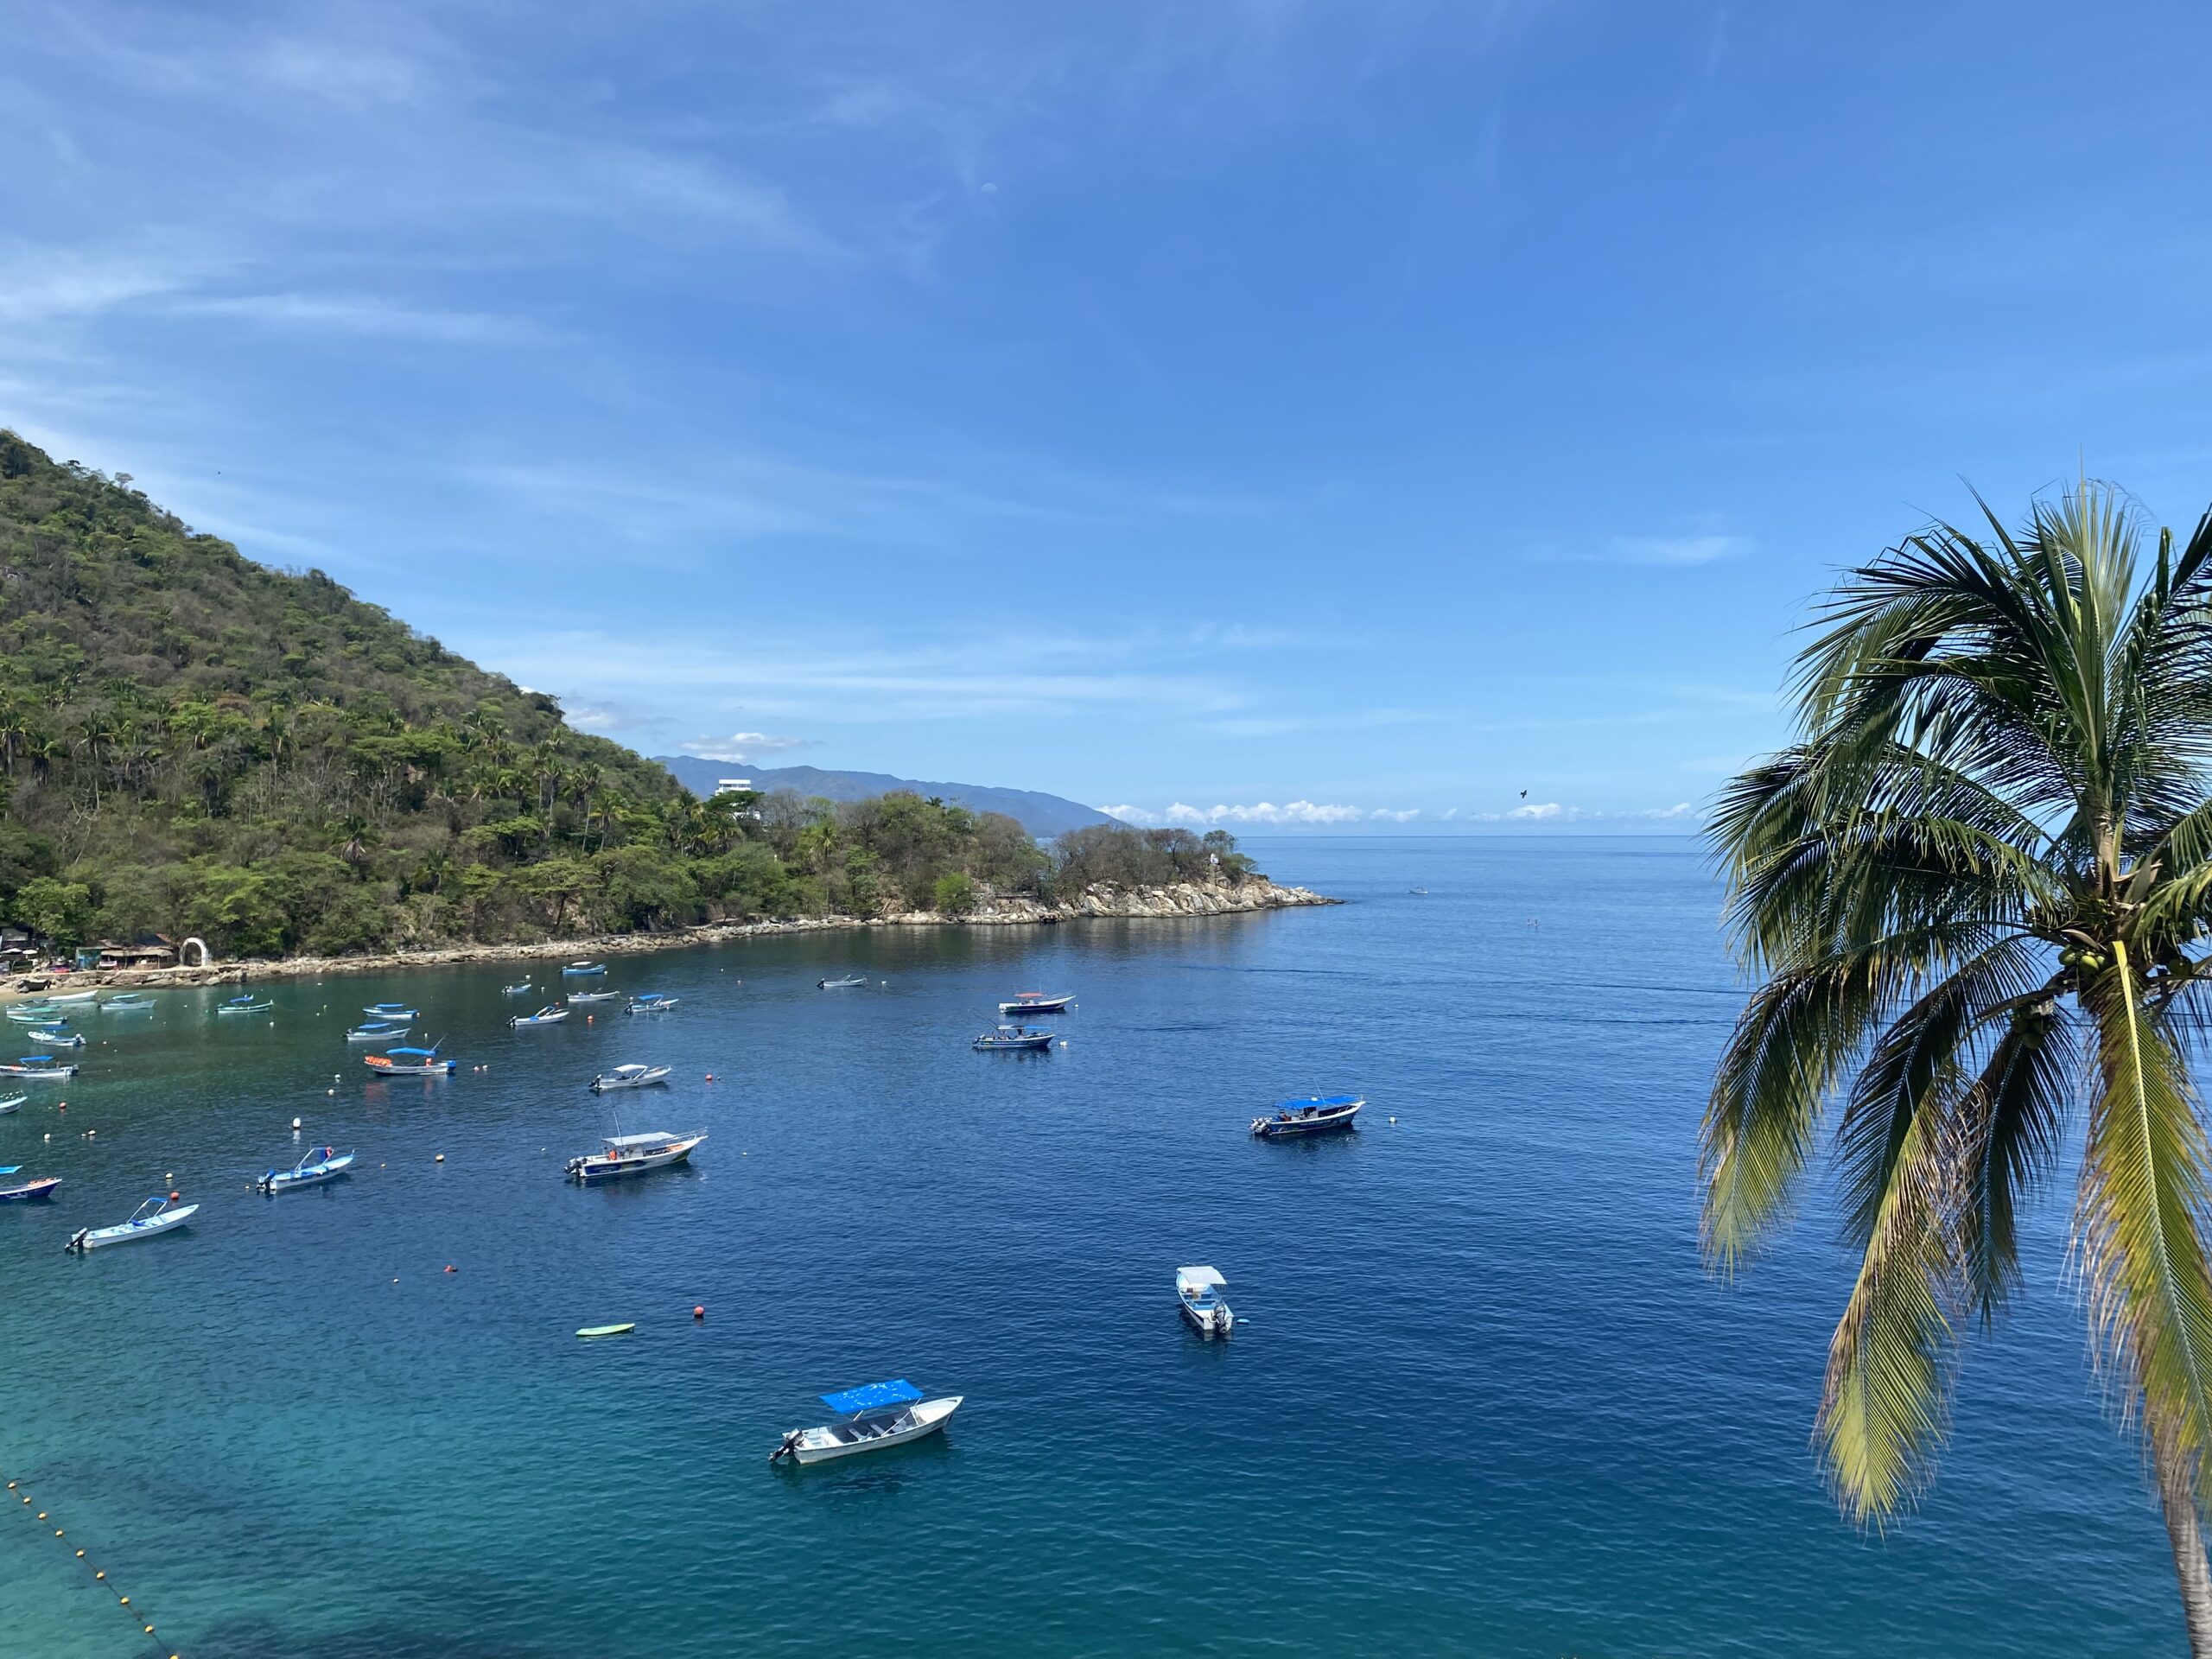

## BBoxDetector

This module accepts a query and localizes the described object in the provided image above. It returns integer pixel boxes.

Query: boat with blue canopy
[217,995,273,1016]
[67,1194,197,1252]
[974,1024,1053,1052]
[562,961,607,976]
[626,993,679,1014]
[259,1145,355,1194]
[0,1056,76,1079]
[363,1002,418,1020]
[770,1378,963,1465]
[347,1020,410,1041]
[363,1046,457,1076]
[512,1005,569,1027]
[1249,1094,1364,1139]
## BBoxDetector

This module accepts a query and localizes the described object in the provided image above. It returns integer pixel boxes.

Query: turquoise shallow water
[0,838,2183,1656]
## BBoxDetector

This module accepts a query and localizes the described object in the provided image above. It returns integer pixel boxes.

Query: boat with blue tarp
[0,1056,76,1079]
[1250,1094,1364,1139]
[770,1378,963,1465]
[363,1046,456,1076]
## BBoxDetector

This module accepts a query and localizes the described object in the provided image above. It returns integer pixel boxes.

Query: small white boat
[565,1129,704,1183]
[817,975,867,990]
[101,994,156,1013]
[502,982,532,995]
[259,1146,355,1194]
[565,990,620,1005]
[346,1021,410,1041]
[771,1379,963,1465]
[27,1029,86,1049]
[562,961,608,976]
[590,1064,671,1092]
[0,1095,25,1115]
[363,1003,418,1020]
[66,1194,198,1252]
[42,989,101,1006]
[512,1005,569,1027]
[974,1024,1053,1052]
[217,995,273,1016]
[998,991,1075,1015]
[626,994,679,1014]
[0,1057,76,1080]
[1176,1266,1234,1337]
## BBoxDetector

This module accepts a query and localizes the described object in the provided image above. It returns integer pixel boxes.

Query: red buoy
[443,1264,456,1274]
[693,1304,705,1320]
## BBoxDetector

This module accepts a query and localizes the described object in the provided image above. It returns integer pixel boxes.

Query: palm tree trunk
[2156,1421,2212,1656]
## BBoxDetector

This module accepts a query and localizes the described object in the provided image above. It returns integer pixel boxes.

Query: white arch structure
[178,937,212,968]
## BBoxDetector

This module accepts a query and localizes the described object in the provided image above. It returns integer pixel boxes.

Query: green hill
[0,432,1244,957]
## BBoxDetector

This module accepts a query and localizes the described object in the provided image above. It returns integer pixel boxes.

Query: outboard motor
[771,1429,804,1464]
[63,1228,86,1254]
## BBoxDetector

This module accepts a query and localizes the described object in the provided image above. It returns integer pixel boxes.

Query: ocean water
[0,838,2181,1657]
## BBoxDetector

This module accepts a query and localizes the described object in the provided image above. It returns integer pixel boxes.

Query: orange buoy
[693,1305,705,1319]
[444,1264,456,1274]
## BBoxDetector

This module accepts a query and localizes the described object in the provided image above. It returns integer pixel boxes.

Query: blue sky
[4,2,2209,831]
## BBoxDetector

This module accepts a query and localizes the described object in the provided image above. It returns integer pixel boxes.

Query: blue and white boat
[217,995,273,1016]
[6,1003,63,1024]
[511,1005,569,1027]
[562,961,607,976]
[589,1064,671,1092]
[43,988,99,1006]
[565,1128,704,1182]
[566,990,620,1005]
[1176,1266,1234,1336]
[364,1046,457,1077]
[0,1056,76,1080]
[363,1002,418,1020]
[626,993,679,1014]
[974,1024,1053,1052]
[817,975,867,990]
[998,991,1075,1015]
[346,1020,410,1041]
[27,1028,85,1049]
[0,1095,25,1115]
[770,1379,963,1465]
[502,982,532,996]
[259,1145,355,1194]
[66,1194,197,1252]
[100,994,156,1013]
[0,1173,60,1202]
[1250,1095,1364,1139]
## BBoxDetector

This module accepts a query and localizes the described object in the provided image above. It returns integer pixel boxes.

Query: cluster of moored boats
[6,963,1369,1461]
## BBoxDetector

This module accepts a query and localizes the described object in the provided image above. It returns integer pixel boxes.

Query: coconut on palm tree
[1703,481,2212,1652]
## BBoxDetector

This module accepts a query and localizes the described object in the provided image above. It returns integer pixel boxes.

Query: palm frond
[1951,995,2074,1323]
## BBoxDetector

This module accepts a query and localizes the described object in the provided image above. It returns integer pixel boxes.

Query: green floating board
[576,1323,635,1338]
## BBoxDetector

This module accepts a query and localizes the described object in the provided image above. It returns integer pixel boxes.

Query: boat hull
[70,1205,197,1249]
[260,1154,355,1193]
[1251,1106,1362,1138]
[787,1397,963,1464]
[0,1065,76,1080]
[0,1178,60,1202]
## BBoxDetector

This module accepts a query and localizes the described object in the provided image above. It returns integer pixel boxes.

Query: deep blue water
[0,838,2182,1656]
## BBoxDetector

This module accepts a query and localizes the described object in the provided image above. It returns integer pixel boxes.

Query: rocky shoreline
[5,874,1336,997]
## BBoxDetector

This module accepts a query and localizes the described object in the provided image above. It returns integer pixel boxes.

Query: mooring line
[7,1472,182,1658]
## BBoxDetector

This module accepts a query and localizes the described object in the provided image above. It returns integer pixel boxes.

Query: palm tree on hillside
[1703,482,2212,1653]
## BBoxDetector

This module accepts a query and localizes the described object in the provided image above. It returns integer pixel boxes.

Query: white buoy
[292,1116,302,1130]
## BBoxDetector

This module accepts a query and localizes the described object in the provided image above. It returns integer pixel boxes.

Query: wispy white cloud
[1602,533,1751,566]
[683,731,814,762]
[1509,800,1564,820]
[1367,806,1421,823]
[1163,799,1366,825]
[170,292,549,346]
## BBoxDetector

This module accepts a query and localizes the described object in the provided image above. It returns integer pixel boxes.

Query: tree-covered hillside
[0,433,1253,957]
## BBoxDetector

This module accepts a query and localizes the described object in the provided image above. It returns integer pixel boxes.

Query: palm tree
[1703,481,2212,1652]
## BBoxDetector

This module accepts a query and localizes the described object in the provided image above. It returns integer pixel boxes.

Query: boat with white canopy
[565,1128,703,1183]
[770,1379,963,1465]
[258,1145,355,1194]
[1176,1266,1235,1336]
[589,1064,671,1093]
[67,1194,197,1252]
[1249,1095,1363,1139]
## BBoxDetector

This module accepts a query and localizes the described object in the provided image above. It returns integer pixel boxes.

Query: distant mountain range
[653,757,1116,841]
